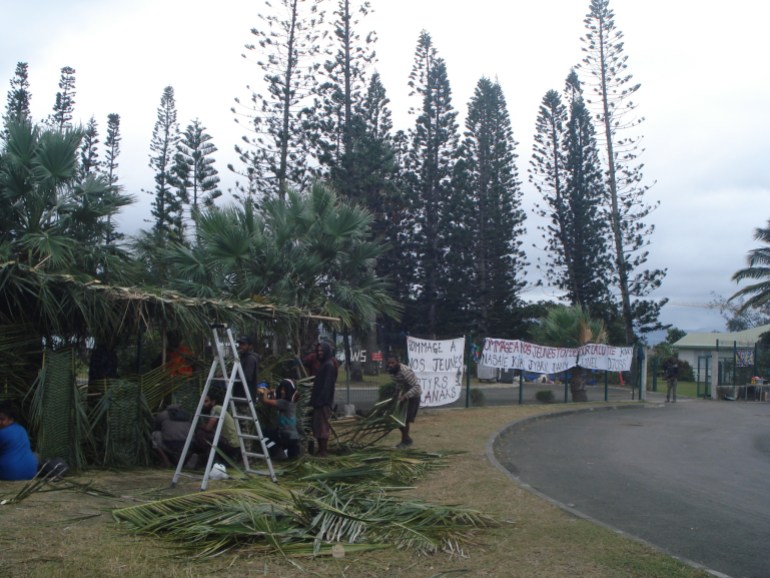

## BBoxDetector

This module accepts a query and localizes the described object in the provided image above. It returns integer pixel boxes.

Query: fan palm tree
[533,304,607,401]
[0,121,133,276]
[731,221,770,311]
[164,182,402,347]
[0,121,135,338]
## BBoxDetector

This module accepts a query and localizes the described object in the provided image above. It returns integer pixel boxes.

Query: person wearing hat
[236,335,260,402]
[257,379,300,459]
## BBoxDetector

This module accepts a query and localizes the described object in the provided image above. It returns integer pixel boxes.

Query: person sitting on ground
[192,389,240,464]
[0,401,38,481]
[386,354,422,449]
[152,403,192,467]
[258,379,301,459]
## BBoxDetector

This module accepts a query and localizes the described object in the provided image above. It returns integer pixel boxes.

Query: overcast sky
[3,0,769,335]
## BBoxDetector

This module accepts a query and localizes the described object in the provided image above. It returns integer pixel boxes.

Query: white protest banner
[481,338,577,374]
[576,344,634,371]
[481,338,633,374]
[407,336,465,407]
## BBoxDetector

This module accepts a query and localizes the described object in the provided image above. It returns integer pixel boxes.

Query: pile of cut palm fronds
[332,395,407,449]
[113,480,495,559]
[113,449,495,559]
[285,447,457,485]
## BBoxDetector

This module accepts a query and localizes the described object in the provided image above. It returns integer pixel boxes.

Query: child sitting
[258,379,301,459]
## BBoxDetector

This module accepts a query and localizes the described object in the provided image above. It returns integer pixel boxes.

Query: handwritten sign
[407,336,465,407]
[481,338,633,373]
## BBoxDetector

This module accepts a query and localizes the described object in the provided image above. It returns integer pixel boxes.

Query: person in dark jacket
[236,335,260,401]
[310,342,337,457]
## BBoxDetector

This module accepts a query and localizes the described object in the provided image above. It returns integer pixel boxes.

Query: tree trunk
[570,368,589,402]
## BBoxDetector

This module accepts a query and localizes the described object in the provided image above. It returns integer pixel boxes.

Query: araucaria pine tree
[455,77,527,336]
[3,62,32,141]
[49,66,76,133]
[530,71,614,320]
[580,0,666,342]
[174,119,222,234]
[102,113,123,245]
[401,31,460,337]
[233,0,326,202]
[313,0,376,198]
[148,86,184,244]
[79,116,100,179]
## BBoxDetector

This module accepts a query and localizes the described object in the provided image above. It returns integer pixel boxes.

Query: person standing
[237,335,260,401]
[386,354,422,448]
[662,355,680,403]
[0,401,38,481]
[310,342,337,457]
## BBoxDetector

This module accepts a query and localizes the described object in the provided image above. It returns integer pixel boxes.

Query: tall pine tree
[580,0,665,341]
[313,0,376,198]
[530,72,615,325]
[3,62,32,141]
[455,77,527,337]
[233,0,326,202]
[401,31,460,337]
[175,119,222,237]
[79,116,100,179]
[102,113,122,245]
[147,86,183,244]
[49,66,76,133]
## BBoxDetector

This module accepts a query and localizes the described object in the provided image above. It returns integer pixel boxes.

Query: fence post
[465,335,471,409]
[604,370,608,401]
[518,371,524,405]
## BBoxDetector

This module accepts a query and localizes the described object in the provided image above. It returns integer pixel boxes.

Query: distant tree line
[1,0,668,348]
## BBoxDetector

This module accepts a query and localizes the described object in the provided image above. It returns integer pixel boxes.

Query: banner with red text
[407,336,465,407]
[481,338,633,374]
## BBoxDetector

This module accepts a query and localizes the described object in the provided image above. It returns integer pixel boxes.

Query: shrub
[470,388,485,407]
[535,389,555,404]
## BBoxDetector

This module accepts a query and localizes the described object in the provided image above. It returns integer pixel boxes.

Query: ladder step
[238,433,269,442]
[233,412,257,420]
[244,451,270,459]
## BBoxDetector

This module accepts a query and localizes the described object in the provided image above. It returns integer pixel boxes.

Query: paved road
[493,400,770,578]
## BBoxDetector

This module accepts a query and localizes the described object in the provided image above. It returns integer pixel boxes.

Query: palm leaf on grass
[113,451,496,559]
[333,396,408,448]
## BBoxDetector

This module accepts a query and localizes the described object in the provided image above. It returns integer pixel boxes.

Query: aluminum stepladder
[172,323,277,490]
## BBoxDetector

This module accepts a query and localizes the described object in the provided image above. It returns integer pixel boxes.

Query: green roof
[673,324,770,349]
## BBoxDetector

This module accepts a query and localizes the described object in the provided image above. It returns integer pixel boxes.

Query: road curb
[485,404,730,578]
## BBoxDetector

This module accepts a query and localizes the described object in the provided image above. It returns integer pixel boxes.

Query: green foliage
[113,449,496,558]
[451,77,527,337]
[28,349,88,470]
[164,182,401,339]
[535,389,555,403]
[731,222,770,315]
[378,380,396,401]
[580,0,666,341]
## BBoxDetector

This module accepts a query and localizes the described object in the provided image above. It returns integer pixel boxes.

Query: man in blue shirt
[0,402,38,480]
